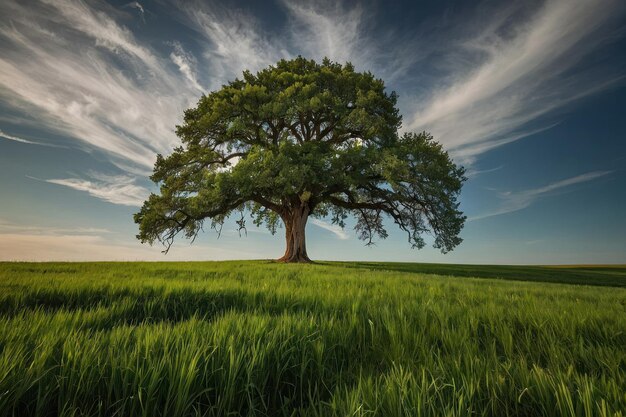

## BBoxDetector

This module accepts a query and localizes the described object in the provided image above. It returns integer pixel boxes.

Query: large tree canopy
[135,57,466,262]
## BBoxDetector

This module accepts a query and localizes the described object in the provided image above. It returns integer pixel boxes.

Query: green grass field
[0,261,625,416]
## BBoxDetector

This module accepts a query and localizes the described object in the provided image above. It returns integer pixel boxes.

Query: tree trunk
[277,205,311,263]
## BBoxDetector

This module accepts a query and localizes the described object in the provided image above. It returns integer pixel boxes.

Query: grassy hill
[0,261,625,416]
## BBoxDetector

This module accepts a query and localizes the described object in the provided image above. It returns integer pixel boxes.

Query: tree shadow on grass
[0,285,356,330]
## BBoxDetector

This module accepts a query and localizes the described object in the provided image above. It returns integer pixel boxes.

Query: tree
[135,57,466,263]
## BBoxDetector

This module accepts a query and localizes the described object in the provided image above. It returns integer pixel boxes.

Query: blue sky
[0,0,625,263]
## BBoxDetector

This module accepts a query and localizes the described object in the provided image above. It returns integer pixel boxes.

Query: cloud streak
[0,128,61,147]
[169,0,626,166]
[170,42,204,92]
[282,1,365,65]
[0,0,197,173]
[469,170,612,221]
[177,0,420,90]
[124,2,145,23]
[175,2,287,89]
[36,172,150,207]
[281,0,420,84]
[406,0,625,164]
[310,218,350,240]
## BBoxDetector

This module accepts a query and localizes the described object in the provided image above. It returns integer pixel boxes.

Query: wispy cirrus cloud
[310,218,350,240]
[0,128,61,147]
[124,2,146,23]
[176,2,287,89]
[281,1,365,65]
[406,0,625,164]
[469,171,612,221]
[465,165,504,179]
[169,41,204,92]
[0,0,624,213]
[1,0,623,173]
[182,0,624,165]
[280,0,421,84]
[177,0,420,89]
[0,0,196,173]
[33,172,150,207]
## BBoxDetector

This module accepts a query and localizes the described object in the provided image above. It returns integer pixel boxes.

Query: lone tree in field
[135,57,466,262]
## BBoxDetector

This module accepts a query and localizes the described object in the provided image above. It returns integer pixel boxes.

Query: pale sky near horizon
[1,0,625,264]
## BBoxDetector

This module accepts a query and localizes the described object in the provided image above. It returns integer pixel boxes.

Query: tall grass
[0,261,624,416]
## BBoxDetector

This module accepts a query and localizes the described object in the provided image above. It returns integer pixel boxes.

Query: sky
[0,0,625,264]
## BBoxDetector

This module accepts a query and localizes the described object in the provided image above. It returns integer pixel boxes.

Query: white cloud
[0,0,197,173]
[178,0,418,89]
[177,3,287,89]
[310,218,350,240]
[40,0,159,71]
[38,172,150,207]
[281,0,419,83]
[177,0,626,164]
[0,128,61,147]
[169,42,204,92]
[469,170,612,221]
[124,2,145,23]
[406,0,625,164]
[282,1,364,65]
[465,165,504,179]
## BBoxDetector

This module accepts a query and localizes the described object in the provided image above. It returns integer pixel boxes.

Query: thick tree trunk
[277,205,311,263]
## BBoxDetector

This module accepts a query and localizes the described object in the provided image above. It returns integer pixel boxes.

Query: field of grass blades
[0,261,624,416]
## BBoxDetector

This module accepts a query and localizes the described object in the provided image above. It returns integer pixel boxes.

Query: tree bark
[277,205,311,263]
